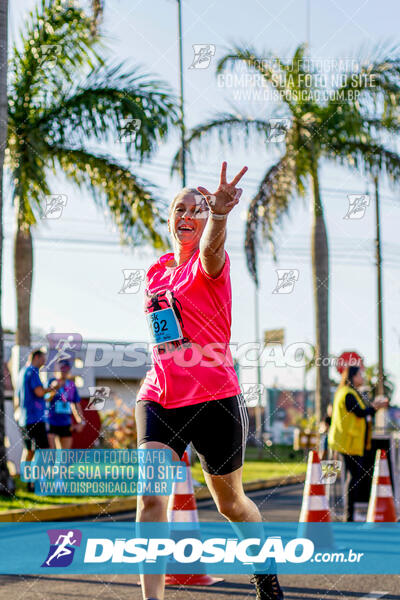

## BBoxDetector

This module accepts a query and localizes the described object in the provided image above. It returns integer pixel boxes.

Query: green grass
[191,446,307,485]
[0,445,306,512]
[191,462,306,485]
[245,445,305,463]
[0,477,109,512]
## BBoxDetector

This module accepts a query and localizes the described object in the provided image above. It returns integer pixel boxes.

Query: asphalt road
[1,484,398,600]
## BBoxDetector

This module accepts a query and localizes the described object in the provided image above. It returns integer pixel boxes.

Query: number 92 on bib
[146,307,183,344]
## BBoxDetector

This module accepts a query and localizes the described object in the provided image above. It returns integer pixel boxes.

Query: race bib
[55,399,71,415]
[146,307,183,344]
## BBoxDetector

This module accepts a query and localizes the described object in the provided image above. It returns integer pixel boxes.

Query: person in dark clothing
[328,365,388,521]
[15,349,55,457]
[14,349,59,491]
[319,406,332,460]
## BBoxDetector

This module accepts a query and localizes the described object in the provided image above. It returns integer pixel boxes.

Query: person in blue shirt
[15,349,56,461]
[47,359,84,449]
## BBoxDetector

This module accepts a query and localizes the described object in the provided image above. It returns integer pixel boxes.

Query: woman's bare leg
[47,433,57,449]
[137,441,179,600]
[60,436,72,449]
[203,467,261,522]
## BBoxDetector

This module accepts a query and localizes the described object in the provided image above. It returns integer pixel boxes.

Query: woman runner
[47,359,85,449]
[136,162,284,600]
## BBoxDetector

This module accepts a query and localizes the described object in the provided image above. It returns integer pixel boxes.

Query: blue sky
[4,0,400,401]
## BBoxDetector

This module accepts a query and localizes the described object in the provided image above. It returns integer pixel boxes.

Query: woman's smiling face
[168,191,209,248]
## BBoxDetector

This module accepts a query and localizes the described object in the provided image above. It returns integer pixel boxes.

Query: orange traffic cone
[299,450,334,550]
[367,449,397,522]
[165,451,223,586]
[300,450,331,523]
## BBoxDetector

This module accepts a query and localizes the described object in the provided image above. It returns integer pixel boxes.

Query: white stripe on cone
[167,453,197,523]
[305,464,323,483]
[375,485,393,498]
[300,452,331,522]
[377,460,390,477]
[172,467,194,495]
[367,450,396,522]
[304,495,330,511]
[167,509,199,523]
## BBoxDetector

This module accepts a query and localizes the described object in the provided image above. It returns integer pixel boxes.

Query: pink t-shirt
[137,249,241,408]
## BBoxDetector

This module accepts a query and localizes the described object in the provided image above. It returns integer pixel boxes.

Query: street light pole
[306,0,311,50]
[254,282,263,456]
[177,0,186,187]
[374,175,384,394]
[374,175,387,432]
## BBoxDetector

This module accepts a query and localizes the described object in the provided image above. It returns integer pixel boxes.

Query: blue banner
[20,449,186,496]
[0,522,399,574]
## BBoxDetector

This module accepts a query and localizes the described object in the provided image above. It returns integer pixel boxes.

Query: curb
[0,473,306,522]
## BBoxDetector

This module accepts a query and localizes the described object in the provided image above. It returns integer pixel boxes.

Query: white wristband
[210,212,227,220]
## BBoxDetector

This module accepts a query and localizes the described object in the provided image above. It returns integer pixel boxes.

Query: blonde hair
[169,187,206,216]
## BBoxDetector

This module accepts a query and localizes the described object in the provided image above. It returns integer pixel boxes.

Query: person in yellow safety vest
[328,365,388,521]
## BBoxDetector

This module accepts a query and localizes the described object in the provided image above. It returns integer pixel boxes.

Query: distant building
[266,388,314,445]
[246,387,315,445]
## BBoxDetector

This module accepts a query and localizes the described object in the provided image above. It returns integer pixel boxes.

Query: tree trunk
[14,223,33,346]
[0,0,10,495]
[90,0,104,36]
[310,160,330,424]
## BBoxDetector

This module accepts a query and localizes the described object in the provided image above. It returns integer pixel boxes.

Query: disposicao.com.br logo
[83,536,313,564]
[7,522,396,574]
[40,531,367,571]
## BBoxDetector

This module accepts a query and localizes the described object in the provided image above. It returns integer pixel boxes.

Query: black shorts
[21,422,49,451]
[135,394,249,475]
[48,424,72,437]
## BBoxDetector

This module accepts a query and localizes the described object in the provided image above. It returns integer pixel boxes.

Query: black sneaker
[251,573,284,600]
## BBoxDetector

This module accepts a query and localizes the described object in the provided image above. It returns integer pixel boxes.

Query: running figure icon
[45,531,77,566]
[46,335,78,370]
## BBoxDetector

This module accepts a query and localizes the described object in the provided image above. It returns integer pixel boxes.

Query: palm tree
[303,343,315,418]
[0,0,11,496]
[90,0,103,34]
[175,43,400,422]
[7,0,177,345]
[365,364,395,402]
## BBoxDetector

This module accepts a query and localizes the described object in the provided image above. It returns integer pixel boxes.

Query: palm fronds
[51,147,168,248]
[7,0,178,237]
[171,113,273,174]
[10,0,100,98]
[34,63,177,159]
[326,139,400,181]
[245,154,297,284]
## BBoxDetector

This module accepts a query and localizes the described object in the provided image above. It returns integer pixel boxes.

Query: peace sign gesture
[197,162,248,217]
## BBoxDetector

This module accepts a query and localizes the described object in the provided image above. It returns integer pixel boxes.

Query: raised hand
[373,396,389,410]
[197,161,247,217]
